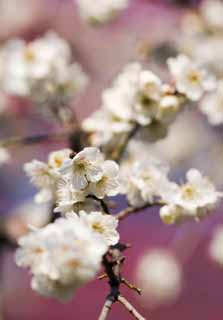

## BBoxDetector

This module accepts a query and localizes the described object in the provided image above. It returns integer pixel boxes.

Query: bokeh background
[0,0,222,319]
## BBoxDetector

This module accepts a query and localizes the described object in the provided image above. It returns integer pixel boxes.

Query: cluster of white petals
[200,80,223,126]
[72,210,119,246]
[24,147,120,209]
[20,147,121,300]
[16,215,108,301]
[120,158,169,207]
[24,148,73,203]
[76,0,129,24]
[136,249,183,307]
[209,225,223,267]
[0,32,88,106]
[167,54,216,101]
[83,63,182,147]
[160,169,222,224]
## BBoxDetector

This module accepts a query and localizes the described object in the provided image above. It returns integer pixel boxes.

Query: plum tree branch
[116,202,163,221]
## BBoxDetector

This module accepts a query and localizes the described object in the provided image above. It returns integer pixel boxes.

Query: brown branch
[0,131,70,149]
[87,195,110,215]
[98,298,113,320]
[111,124,140,163]
[116,202,162,221]
[98,243,146,320]
[118,295,146,320]
[121,278,141,295]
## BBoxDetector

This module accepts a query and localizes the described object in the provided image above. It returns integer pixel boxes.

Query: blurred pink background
[0,1,222,319]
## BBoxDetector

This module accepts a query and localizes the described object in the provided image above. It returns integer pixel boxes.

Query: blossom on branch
[160,169,222,224]
[167,54,216,101]
[15,215,108,301]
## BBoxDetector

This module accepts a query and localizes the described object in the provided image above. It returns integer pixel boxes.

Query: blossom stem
[121,278,141,295]
[118,295,146,320]
[116,202,162,221]
[87,195,110,214]
[111,124,140,163]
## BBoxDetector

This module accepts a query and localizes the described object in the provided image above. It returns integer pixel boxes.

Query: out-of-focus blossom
[15,215,107,301]
[160,169,222,224]
[24,159,60,203]
[209,225,223,267]
[5,201,51,241]
[0,147,10,166]
[76,0,129,24]
[0,32,88,107]
[201,0,223,32]
[120,158,170,207]
[200,80,223,126]
[136,249,183,307]
[24,149,72,204]
[83,63,184,147]
[167,54,216,101]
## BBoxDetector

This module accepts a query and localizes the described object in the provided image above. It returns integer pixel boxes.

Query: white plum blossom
[120,158,170,207]
[48,148,73,171]
[83,63,183,147]
[15,215,107,301]
[136,249,183,307]
[0,32,88,104]
[24,159,59,203]
[0,147,10,166]
[76,0,129,24]
[200,80,223,126]
[60,147,103,191]
[54,178,88,214]
[160,169,222,224]
[167,54,216,101]
[23,149,72,204]
[90,160,120,199]
[209,225,223,267]
[77,210,119,246]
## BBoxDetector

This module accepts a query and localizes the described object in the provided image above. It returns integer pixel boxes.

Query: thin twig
[87,195,110,215]
[0,131,69,149]
[118,295,146,320]
[98,298,113,320]
[116,202,162,221]
[121,278,141,295]
[111,124,140,163]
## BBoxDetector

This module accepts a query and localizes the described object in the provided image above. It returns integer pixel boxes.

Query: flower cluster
[0,32,88,107]
[176,0,222,127]
[120,158,169,207]
[18,147,121,300]
[160,169,222,224]
[24,147,120,210]
[76,0,129,24]
[167,54,216,101]
[83,57,215,148]
[16,215,108,301]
